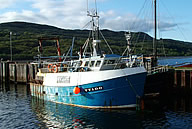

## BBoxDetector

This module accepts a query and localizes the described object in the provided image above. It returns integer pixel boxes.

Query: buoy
[73,86,80,94]
[52,65,58,73]
[48,64,53,72]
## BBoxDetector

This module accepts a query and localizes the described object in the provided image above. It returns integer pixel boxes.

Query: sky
[0,0,192,42]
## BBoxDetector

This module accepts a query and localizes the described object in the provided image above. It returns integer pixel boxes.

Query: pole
[153,0,157,66]
[10,32,12,61]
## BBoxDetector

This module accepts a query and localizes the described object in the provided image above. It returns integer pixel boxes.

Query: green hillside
[0,22,191,61]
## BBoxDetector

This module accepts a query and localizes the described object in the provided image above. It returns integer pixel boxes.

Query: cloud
[0,0,178,33]
[0,0,18,9]
[99,11,177,33]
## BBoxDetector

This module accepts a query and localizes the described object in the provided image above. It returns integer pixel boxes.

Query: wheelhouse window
[72,62,77,67]
[103,60,108,65]
[95,61,101,67]
[89,61,95,67]
[108,60,116,64]
[85,61,89,66]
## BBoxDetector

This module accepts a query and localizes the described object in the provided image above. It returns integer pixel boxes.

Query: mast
[153,0,157,65]
[87,0,100,57]
[125,32,131,57]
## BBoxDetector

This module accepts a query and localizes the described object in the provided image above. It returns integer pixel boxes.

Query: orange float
[73,86,81,94]
[48,64,53,72]
[52,65,58,73]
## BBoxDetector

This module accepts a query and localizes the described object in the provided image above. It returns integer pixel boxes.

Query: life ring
[48,64,53,72]
[52,65,58,73]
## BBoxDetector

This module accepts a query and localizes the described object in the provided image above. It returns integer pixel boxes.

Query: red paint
[178,64,192,68]
[73,86,81,94]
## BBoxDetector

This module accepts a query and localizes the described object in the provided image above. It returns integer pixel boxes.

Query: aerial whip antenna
[95,0,97,15]
[87,0,90,15]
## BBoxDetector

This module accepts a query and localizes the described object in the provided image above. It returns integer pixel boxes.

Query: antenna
[95,0,97,15]
[85,0,100,57]
[87,0,89,15]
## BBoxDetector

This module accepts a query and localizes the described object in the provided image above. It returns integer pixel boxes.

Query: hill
[0,22,192,60]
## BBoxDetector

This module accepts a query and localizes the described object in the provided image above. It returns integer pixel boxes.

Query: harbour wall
[0,61,38,84]
[173,69,192,94]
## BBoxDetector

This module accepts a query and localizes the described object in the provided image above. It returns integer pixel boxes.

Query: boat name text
[57,76,70,83]
[84,86,103,92]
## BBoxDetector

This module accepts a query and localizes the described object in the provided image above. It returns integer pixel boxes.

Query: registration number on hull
[57,76,70,83]
[84,86,103,92]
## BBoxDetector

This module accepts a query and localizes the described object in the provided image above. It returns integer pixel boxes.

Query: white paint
[41,66,146,87]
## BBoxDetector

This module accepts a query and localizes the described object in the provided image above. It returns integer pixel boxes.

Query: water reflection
[164,96,192,128]
[0,82,9,92]
[31,97,142,129]
[143,95,192,129]
[0,83,40,129]
[0,83,192,129]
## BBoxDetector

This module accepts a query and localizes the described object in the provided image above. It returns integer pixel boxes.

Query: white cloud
[0,0,177,33]
[100,11,177,33]
[0,0,18,9]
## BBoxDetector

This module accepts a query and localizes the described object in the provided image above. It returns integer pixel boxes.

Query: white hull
[40,66,146,87]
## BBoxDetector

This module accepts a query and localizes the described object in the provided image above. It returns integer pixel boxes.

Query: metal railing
[147,65,169,75]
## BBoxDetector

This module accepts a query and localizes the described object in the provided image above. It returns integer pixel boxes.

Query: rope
[99,30,114,54]
[121,69,139,97]
[126,77,139,97]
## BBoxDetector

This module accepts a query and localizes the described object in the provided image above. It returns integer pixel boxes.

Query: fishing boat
[30,2,147,109]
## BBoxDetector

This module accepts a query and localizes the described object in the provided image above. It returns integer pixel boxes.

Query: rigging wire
[130,0,152,55]
[99,30,114,54]
[82,21,92,29]
[83,0,114,55]
[157,0,166,58]
[159,0,188,41]
[125,0,149,46]
[129,0,148,31]
[139,1,154,55]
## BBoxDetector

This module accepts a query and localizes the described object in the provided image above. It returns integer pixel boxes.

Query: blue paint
[33,72,146,108]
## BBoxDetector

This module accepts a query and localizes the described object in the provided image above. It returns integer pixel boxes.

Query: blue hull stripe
[31,72,146,108]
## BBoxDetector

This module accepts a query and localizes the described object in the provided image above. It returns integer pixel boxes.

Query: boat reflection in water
[30,96,142,129]
[31,94,192,129]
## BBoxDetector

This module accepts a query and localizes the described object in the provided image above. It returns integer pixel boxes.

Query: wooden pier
[174,69,192,89]
[0,61,38,84]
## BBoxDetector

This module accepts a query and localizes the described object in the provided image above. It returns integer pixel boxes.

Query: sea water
[0,83,192,129]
